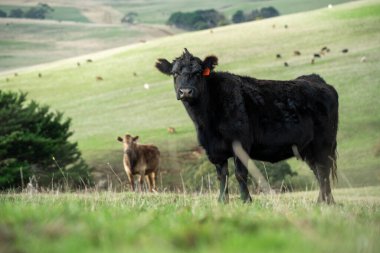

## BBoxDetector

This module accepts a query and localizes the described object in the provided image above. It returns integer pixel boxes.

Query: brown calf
[117,134,160,192]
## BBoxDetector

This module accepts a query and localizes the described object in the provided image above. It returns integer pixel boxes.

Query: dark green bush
[0,90,92,190]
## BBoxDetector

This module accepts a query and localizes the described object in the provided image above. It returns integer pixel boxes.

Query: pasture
[0,1,380,252]
[0,0,379,189]
[0,0,355,71]
[1,187,379,253]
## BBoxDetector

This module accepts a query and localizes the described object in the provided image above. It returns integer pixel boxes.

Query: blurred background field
[1,0,379,191]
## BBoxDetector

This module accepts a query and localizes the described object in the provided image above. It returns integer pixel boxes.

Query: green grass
[0,22,145,70]
[1,187,379,253]
[0,0,380,188]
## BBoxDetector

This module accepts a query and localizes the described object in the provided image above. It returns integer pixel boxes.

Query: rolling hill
[0,0,379,190]
[0,0,355,71]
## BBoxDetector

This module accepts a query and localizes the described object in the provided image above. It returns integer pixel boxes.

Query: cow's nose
[179,88,194,99]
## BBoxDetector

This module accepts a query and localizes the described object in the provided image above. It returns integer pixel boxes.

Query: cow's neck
[181,81,216,130]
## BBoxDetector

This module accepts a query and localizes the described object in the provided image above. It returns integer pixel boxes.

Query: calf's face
[155,49,218,102]
[117,134,139,151]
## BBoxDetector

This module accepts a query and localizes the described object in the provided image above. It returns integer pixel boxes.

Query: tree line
[0,3,54,20]
[167,6,280,31]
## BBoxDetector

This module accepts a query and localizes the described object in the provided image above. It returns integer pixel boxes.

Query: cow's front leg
[215,161,229,203]
[234,157,252,203]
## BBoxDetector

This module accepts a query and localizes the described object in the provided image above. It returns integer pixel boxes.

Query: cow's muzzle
[178,87,196,100]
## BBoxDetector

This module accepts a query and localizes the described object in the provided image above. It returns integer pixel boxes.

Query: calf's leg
[215,161,229,203]
[149,172,157,192]
[234,157,252,203]
[138,174,144,192]
[127,172,135,191]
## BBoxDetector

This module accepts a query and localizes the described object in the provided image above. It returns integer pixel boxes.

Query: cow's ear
[132,136,139,142]
[117,136,123,142]
[155,59,173,75]
[202,55,218,72]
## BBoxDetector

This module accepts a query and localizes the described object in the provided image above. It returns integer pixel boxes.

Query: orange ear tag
[202,68,210,76]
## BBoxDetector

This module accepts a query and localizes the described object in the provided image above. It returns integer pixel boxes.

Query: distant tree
[0,9,7,18]
[247,9,261,21]
[0,90,93,190]
[38,3,54,12]
[167,9,228,30]
[260,6,280,18]
[255,161,296,190]
[232,10,245,23]
[121,12,138,24]
[9,8,24,18]
[24,7,48,19]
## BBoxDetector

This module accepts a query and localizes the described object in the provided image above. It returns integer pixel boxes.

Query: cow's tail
[330,141,338,184]
[330,89,339,184]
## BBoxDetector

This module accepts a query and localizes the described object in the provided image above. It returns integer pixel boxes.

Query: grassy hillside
[1,187,379,253]
[105,0,356,24]
[0,0,355,71]
[0,0,379,189]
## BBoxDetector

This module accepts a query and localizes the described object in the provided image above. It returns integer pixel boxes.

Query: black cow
[156,49,338,204]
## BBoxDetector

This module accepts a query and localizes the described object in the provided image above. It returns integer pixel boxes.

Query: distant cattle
[276,54,282,59]
[342,49,349,53]
[87,59,93,63]
[38,73,42,78]
[284,24,288,29]
[321,46,330,53]
[117,134,160,192]
[14,73,18,77]
[360,56,367,62]
[77,62,81,67]
[167,127,176,134]
[284,62,289,67]
[314,53,321,58]
[311,58,315,64]
[156,49,338,204]
[96,76,103,81]
[294,50,301,56]
[133,72,138,77]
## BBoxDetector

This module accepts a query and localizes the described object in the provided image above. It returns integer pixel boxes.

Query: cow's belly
[250,144,294,163]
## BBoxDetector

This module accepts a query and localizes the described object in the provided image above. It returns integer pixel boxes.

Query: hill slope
[0,0,355,71]
[0,0,379,189]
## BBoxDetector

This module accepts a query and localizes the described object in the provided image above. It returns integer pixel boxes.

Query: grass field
[1,187,379,253]
[0,0,379,189]
[0,0,355,71]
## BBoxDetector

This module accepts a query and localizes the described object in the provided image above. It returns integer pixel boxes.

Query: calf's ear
[155,59,173,75]
[202,55,218,71]
[117,136,123,142]
[133,136,139,142]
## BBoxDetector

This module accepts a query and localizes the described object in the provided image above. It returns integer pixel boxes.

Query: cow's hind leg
[215,161,229,203]
[307,158,335,204]
[234,157,252,203]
